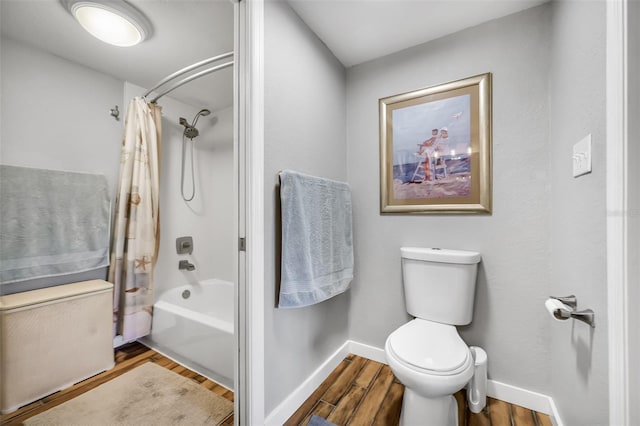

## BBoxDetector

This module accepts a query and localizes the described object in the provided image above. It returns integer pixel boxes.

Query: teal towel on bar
[278,170,354,308]
[0,165,110,285]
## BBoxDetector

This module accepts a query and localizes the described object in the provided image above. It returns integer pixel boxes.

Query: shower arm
[142,51,234,102]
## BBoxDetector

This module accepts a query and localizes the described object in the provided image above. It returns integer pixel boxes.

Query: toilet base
[400,388,458,426]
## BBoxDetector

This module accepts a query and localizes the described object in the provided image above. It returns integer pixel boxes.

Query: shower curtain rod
[148,61,233,103]
[142,51,234,103]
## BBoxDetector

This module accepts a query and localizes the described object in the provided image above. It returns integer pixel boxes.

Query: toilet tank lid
[401,247,481,264]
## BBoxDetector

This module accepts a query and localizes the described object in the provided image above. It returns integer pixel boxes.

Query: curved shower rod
[142,51,234,103]
[148,61,234,104]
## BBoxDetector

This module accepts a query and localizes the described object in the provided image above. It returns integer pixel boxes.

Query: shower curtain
[109,97,162,342]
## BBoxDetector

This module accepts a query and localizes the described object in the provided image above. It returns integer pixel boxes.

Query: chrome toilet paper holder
[549,295,595,328]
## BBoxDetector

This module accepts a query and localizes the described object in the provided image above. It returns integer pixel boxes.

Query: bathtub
[140,278,234,389]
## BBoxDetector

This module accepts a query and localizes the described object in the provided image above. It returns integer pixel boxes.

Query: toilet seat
[387,319,470,376]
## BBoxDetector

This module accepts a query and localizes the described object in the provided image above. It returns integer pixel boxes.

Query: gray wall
[1,39,236,288]
[345,5,553,394]
[1,37,123,198]
[548,1,608,424]
[263,0,349,415]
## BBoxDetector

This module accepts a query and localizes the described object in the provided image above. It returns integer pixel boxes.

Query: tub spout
[179,260,195,271]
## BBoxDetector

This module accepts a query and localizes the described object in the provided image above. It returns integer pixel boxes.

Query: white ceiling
[0,0,234,111]
[1,0,547,110]
[287,0,548,67]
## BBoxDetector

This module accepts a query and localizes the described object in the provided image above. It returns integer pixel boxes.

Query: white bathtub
[140,278,234,389]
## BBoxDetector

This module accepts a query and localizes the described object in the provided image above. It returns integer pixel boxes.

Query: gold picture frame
[379,73,492,214]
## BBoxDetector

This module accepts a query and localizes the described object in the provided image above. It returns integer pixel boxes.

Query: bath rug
[24,362,233,426]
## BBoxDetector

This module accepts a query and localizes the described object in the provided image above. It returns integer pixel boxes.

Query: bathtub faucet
[178,260,196,271]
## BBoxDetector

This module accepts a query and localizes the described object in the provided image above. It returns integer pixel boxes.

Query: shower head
[179,116,199,139]
[191,109,211,127]
[180,109,211,140]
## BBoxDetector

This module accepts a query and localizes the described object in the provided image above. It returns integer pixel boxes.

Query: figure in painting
[416,128,439,181]
[433,127,449,180]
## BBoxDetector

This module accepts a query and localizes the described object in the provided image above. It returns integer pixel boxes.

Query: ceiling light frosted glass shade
[61,0,152,47]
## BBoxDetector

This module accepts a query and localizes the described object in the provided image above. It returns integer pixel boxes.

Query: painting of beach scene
[379,73,492,213]
[392,94,471,198]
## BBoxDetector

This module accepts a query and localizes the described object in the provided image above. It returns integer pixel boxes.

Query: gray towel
[0,165,110,285]
[278,170,353,308]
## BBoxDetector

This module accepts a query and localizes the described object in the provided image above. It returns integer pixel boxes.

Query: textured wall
[345,5,554,394]
[263,1,349,416]
[0,37,122,197]
[548,1,608,424]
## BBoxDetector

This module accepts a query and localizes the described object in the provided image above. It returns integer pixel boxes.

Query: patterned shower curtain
[108,97,162,342]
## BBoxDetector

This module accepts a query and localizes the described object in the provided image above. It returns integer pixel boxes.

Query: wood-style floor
[285,354,553,426]
[0,342,234,426]
[3,346,552,426]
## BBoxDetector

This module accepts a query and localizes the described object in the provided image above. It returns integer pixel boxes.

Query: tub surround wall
[346,5,553,396]
[124,83,235,295]
[263,1,348,416]
[548,1,608,424]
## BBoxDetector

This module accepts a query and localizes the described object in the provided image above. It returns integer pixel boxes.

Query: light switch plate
[573,134,592,178]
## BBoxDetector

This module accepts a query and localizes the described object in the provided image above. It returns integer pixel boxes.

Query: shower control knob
[176,236,194,254]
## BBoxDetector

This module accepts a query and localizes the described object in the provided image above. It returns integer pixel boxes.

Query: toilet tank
[401,247,481,325]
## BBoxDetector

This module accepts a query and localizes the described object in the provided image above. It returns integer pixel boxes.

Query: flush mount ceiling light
[61,0,152,47]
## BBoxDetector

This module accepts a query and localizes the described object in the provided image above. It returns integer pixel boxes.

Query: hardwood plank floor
[0,342,234,426]
[286,354,552,426]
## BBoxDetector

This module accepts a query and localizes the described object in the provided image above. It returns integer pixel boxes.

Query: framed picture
[379,73,492,214]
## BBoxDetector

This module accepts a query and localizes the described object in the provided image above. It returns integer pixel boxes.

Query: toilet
[385,247,482,426]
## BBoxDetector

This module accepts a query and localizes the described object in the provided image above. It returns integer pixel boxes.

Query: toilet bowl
[385,319,474,425]
[385,319,474,397]
[386,247,482,426]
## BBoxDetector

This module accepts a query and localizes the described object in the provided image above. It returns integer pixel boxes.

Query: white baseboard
[347,340,387,363]
[264,340,563,426]
[264,341,351,426]
[547,397,564,426]
[488,381,563,426]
